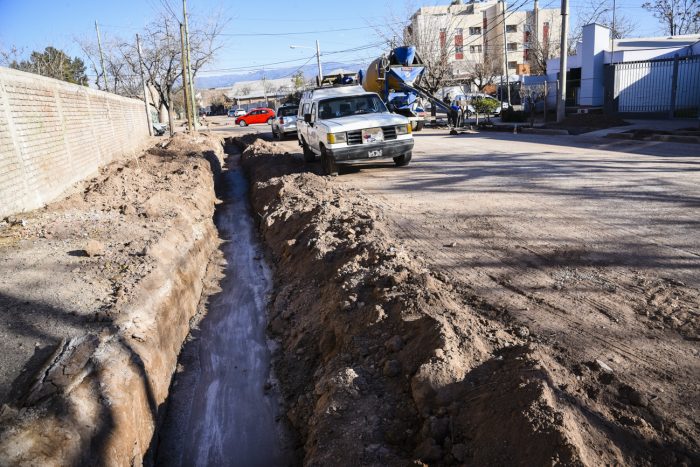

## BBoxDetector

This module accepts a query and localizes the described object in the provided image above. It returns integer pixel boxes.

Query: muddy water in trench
[155,150,293,466]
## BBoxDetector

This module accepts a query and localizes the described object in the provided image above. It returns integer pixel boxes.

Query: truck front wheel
[320,147,338,176]
[393,151,412,167]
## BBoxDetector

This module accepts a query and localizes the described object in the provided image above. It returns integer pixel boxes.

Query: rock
[620,384,649,408]
[515,325,530,338]
[383,359,402,377]
[390,270,409,286]
[385,335,404,352]
[84,240,105,257]
[595,359,614,373]
[629,389,648,407]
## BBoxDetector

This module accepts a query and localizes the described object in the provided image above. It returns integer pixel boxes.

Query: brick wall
[0,66,150,218]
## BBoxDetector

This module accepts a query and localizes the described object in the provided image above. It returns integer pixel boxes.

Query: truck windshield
[318,95,386,120]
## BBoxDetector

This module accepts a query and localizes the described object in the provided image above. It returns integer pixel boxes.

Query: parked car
[235,108,275,127]
[271,105,299,140]
[296,85,414,175]
[227,108,247,117]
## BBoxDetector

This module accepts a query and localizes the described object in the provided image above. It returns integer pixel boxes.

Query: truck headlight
[327,132,347,144]
[396,124,412,135]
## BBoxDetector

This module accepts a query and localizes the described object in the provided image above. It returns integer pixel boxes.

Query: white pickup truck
[296,85,414,175]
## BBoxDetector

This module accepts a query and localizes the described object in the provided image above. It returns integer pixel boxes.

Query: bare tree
[519,83,546,126]
[453,55,500,92]
[643,0,699,35]
[76,8,226,133]
[528,10,563,75]
[76,37,141,96]
[0,45,24,67]
[570,0,635,46]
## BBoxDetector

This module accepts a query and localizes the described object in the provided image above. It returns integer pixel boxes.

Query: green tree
[10,47,88,85]
[291,70,305,91]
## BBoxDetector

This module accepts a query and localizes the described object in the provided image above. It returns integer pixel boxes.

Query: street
[258,124,700,454]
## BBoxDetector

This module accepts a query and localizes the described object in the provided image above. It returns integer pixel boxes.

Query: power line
[214,22,407,37]
[198,41,386,75]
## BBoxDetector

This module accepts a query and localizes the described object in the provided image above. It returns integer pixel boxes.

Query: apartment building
[405,0,562,78]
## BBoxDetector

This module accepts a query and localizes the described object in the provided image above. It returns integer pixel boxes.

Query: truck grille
[382,126,397,140]
[347,130,362,145]
[346,127,397,146]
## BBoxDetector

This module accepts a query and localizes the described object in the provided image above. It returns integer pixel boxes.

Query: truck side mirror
[386,103,395,112]
[304,114,312,123]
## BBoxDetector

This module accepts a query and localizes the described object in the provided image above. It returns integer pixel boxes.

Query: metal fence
[605,55,700,117]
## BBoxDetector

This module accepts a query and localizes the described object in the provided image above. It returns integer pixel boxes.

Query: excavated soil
[0,133,223,465]
[238,135,699,466]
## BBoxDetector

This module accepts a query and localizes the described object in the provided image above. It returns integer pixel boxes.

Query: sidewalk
[584,118,700,137]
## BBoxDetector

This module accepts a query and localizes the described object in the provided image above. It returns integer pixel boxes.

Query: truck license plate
[362,128,384,144]
[368,149,383,158]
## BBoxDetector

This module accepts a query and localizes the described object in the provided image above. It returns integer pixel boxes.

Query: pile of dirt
[0,133,224,465]
[236,136,665,466]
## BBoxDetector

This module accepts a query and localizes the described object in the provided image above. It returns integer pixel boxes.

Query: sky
[0,0,664,80]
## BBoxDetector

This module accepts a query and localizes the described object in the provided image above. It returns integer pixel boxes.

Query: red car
[235,108,275,126]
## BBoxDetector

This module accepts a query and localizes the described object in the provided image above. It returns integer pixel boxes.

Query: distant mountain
[195,61,368,89]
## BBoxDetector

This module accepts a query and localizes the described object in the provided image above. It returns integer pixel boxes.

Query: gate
[604,55,700,117]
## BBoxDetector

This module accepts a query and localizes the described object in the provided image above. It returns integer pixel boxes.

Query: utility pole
[611,0,616,62]
[182,0,198,129]
[501,0,511,106]
[180,24,193,132]
[94,21,108,91]
[316,40,323,86]
[556,0,569,122]
[136,34,154,136]
[262,67,268,107]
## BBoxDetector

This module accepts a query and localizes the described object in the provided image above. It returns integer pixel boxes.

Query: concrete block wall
[0,66,150,218]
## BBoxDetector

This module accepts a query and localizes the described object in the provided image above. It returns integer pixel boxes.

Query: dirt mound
[236,137,647,466]
[0,133,224,465]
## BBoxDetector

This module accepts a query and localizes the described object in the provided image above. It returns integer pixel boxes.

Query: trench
[153,144,294,466]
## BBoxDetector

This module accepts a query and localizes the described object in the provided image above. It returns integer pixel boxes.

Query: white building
[536,24,700,114]
[406,0,562,78]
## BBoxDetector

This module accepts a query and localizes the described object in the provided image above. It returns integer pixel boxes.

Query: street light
[290,40,322,85]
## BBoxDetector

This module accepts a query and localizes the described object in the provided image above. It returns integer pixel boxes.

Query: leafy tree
[291,70,305,91]
[642,0,699,35]
[472,96,499,125]
[9,47,87,85]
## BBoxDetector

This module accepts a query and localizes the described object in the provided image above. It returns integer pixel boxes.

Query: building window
[524,49,530,60]
[470,45,482,53]
[524,31,531,43]
[506,24,517,33]
[469,26,481,35]
[507,61,518,69]
[543,22,550,44]
[440,28,446,49]
[455,30,464,59]
[455,28,463,35]
[507,42,518,51]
